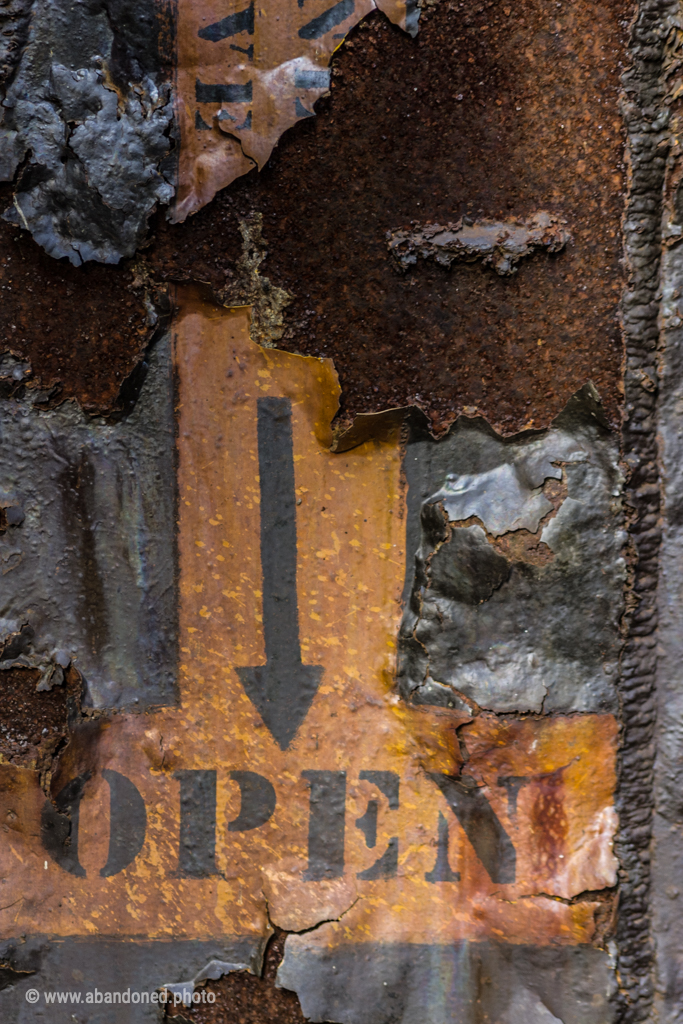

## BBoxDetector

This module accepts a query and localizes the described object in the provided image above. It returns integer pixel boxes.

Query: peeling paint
[174,0,419,222]
[0,0,425,263]
[0,935,264,1020]
[162,957,253,1007]
[398,386,624,714]
[277,940,616,1024]
[387,212,570,276]
[166,0,628,436]
[0,0,670,1017]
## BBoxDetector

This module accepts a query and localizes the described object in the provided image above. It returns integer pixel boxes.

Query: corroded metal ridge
[617,0,677,1020]
[651,9,683,1022]
[387,213,570,276]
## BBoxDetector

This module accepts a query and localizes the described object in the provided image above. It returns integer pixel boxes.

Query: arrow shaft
[256,397,302,663]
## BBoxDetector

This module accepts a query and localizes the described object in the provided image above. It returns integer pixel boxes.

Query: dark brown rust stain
[49,716,108,800]
[0,667,68,771]
[0,183,151,416]
[530,766,570,876]
[165,930,306,1024]
[148,0,630,435]
[59,452,110,659]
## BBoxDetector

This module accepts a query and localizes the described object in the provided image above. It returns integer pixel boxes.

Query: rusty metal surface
[0,190,153,415]
[4,0,683,1021]
[165,935,306,1024]
[1,0,629,433]
[0,0,425,265]
[386,212,571,276]
[0,667,69,770]
[144,0,631,436]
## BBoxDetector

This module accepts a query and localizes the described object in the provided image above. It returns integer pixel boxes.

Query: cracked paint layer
[0,0,627,438]
[0,298,619,1024]
[0,0,666,1019]
[166,0,628,438]
[398,385,625,714]
[0,0,174,263]
[387,212,570,276]
[0,0,422,262]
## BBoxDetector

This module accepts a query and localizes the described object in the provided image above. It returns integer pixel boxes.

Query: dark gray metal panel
[277,940,616,1024]
[0,935,262,1023]
[0,0,173,263]
[399,386,624,714]
[653,230,683,1021]
[0,332,177,708]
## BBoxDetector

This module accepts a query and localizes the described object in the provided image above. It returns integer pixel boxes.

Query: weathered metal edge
[615,0,676,1019]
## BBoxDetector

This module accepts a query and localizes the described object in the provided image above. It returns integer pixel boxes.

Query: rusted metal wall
[2,0,683,1022]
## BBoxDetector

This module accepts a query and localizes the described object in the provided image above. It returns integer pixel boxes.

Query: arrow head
[236,661,323,749]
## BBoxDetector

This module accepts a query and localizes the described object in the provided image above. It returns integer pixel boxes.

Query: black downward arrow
[236,398,323,749]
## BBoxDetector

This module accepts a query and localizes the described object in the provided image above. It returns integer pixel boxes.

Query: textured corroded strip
[616,0,676,1019]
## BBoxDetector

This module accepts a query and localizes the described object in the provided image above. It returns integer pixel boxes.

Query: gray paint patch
[277,939,616,1024]
[0,935,263,1022]
[0,333,176,708]
[398,386,624,714]
[0,0,173,263]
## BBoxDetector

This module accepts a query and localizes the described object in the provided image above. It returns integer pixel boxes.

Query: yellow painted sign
[0,291,617,953]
